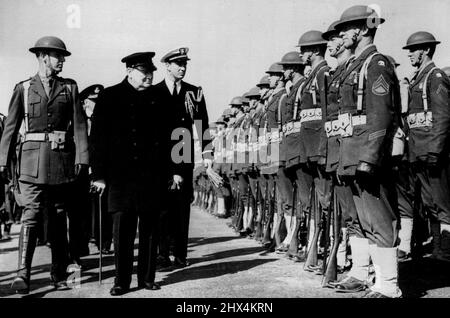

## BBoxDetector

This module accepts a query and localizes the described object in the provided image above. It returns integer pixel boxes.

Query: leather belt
[23,132,48,142]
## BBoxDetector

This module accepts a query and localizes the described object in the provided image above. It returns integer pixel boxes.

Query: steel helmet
[266,63,284,74]
[246,86,261,98]
[242,95,250,105]
[215,116,226,125]
[222,108,233,117]
[334,5,385,31]
[229,96,243,106]
[297,30,327,48]
[402,31,441,50]
[442,66,450,78]
[322,21,340,41]
[279,51,303,65]
[29,36,71,56]
[256,75,270,88]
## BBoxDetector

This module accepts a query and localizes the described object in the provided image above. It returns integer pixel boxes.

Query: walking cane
[98,191,103,285]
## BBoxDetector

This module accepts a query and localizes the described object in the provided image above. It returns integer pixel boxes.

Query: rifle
[238,182,251,234]
[255,180,267,242]
[262,179,276,246]
[322,187,340,287]
[231,182,241,230]
[287,182,300,256]
[304,184,321,271]
[318,191,332,276]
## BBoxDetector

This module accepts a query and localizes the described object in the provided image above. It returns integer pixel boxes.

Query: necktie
[172,85,177,97]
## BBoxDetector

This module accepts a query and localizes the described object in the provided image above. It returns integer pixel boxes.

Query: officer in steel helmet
[403,31,450,263]
[0,36,89,293]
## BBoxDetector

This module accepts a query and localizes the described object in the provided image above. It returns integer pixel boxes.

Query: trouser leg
[138,210,160,284]
[112,210,138,288]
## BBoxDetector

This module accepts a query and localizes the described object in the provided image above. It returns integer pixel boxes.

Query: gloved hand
[75,164,88,177]
[0,166,10,182]
[91,179,106,195]
[356,161,375,177]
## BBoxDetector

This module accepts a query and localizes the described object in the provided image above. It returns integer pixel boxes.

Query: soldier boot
[11,225,37,294]
[366,246,402,298]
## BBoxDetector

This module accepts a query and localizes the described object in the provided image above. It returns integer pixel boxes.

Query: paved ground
[1,206,450,298]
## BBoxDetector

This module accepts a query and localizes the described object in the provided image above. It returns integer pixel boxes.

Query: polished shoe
[335,276,367,293]
[110,285,129,296]
[11,276,29,294]
[292,254,306,263]
[275,244,289,254]
[53,280,70,291]
[173,257,190,267]
[304,264,322,272]
[138,282,161,290]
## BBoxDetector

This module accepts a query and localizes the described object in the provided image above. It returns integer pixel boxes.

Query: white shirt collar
[165,77,181,95]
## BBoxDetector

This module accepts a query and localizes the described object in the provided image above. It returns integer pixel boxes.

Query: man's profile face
[327,36,344,58]
[339,23,361,49]
[42,51,65,73]
[167,60,187,81]
[407,46,427,68]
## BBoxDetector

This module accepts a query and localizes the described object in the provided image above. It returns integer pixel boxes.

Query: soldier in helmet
[210,115,230,218]
[292,30,332,271]
[259,62,286,250]
[322,21,357,274]
[403,31,450,262]
[277,51,307,260]
[331,5,402,298]
[224,96,244,229]
[252,75,272,243]
[0,36,89,293]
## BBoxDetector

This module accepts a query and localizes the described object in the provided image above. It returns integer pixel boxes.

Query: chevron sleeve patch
[372,74,390,96]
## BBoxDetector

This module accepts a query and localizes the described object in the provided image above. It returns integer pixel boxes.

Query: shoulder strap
[422,67,439,112]
[22,80,31,133]
[310,65,327,106]
[357,52,381,112]
[278,93,287,131]
[293,81,306,121]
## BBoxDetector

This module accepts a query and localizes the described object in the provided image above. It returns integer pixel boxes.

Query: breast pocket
[28,95,41,118]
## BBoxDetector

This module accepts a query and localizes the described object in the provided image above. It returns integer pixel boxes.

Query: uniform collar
[355,43,377,60]
[411,61,436,86]
[164,77,182,94]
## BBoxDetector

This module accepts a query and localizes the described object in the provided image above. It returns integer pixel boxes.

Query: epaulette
[18,77,32,85]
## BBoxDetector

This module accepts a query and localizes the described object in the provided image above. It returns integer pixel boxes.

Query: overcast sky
[1,0,449,122]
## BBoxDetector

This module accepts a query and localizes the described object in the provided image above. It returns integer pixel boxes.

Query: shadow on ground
[399,257,450,298]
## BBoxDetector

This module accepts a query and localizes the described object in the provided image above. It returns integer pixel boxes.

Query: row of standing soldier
[196,4,450,298]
